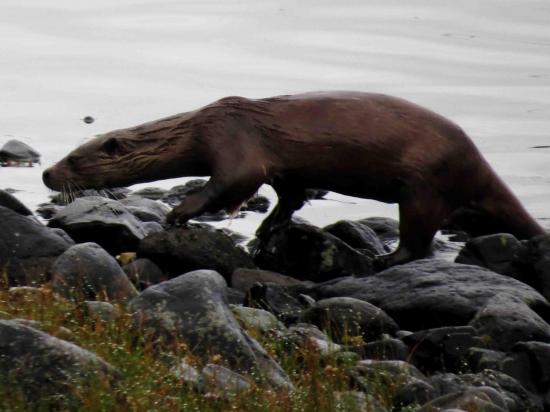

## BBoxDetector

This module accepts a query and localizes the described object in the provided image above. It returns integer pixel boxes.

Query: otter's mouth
[42,166,102,192]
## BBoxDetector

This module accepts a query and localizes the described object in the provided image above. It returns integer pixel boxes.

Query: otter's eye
[103,137,122,155]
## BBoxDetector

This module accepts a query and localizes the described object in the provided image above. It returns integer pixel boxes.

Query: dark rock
[310,260,550,332]
[467,348,507,373]
[122,258,166,290]
[333,391,375,411]
[137,227,256,281]
[0,320,118,409]
[129,270,292,389]
[502,341,550,405]
[0,206,73,285]
[401,326,482,373]
[456,234,550,302]
[393,379,437,409]
[455,233,530,279]
[49,242,137,302]
[524,234,550,302]
[305,189,329,200]
[0,189,32,216]
[231,268,309,292]
[244,282,305,324]
[50,187,129,205]
[0,139,40,163]
[253,222,373,282]
[360,337,409,361]
[119,196,170,222]
[468,294,550,351]
[429,370,542,412]
[50,227,75,245]
[131,187,167,201]
[279,323,342,356]
[323,220,388,255]
[35,202,62,219]
[418,387,508,412]
[241,194,270,213]
[83,301,120,322]
[161,179,207,206]
[231,306,286,334]
[226,287,246,305]
[171,358,201,388]
[9,318,74,341]
[49,196,162,255]
[349,359,429,398]
[201,364,251,395]
[357,216,400,243]
[299,297,398,344]
[218,227,248,244]
[190,209,239,222]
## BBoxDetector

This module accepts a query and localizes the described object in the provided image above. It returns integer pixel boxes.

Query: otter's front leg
[166,176,263,226]
[165,188,214,226]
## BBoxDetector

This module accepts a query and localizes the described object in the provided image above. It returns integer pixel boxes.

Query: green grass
[0,285,397,412]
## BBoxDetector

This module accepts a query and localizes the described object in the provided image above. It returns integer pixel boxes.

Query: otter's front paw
[165,208,189,227]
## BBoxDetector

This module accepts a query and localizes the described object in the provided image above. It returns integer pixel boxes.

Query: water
[1,0,549,237]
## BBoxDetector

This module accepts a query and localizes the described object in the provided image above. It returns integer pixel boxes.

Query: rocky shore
[1,182,550,411]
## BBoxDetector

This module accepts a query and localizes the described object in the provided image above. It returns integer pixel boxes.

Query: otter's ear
[103,137,121,155]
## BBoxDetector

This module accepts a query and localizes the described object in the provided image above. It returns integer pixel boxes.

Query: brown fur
[43,92,544,266]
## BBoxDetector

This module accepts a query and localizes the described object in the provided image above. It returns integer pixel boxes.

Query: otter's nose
[42,168,52,187]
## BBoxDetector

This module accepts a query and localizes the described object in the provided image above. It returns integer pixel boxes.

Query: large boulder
[502,341,550,409]
[323,220,388,255]
[119,196,170,223]
[253,222,373,282]
[122,258,166,290]
[0,320,118,409]
[357,216,400,243]
[456,233,550,301]
[49,188,129,206]
[428,370,542,412]
[468,294,550,351]
[231,268,310,292]
[0,189,32,216]
[401,326,482,373]
[48,242,137,302]
[129,270,292,389]
[0,139,40,162]
[244,282,307,324]
[524,235,550,302]
[49,196,162,255]
[131,187,166,201]
[0,206,73,285]
[137,227,256,281]
[418,387,509,412]
[455,234,527,278]
[299,297,398,344]
[308,260,550,332]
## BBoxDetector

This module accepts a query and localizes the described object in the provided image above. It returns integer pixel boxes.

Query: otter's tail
[476,169,544,239]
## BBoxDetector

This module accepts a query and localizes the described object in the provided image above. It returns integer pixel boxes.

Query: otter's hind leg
[375,190,450,269]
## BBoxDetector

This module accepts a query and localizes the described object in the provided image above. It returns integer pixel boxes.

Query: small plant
[0,286,397,411]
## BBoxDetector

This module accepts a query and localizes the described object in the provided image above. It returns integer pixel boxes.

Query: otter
[43,92,545,267]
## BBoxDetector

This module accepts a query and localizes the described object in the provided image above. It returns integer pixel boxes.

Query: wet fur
[43,92,544,267]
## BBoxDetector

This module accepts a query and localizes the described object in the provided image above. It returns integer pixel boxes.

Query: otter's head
[43,112,203,192]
